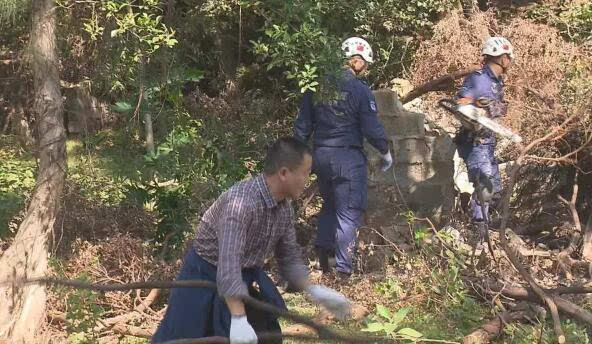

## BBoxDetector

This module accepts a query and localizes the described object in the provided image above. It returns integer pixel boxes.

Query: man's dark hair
[264,137,312,175]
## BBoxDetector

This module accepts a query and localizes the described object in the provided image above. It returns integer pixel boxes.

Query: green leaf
[112,101,133,113]
[391,307,410,326]
[397,327,423,339]
[376,304,392,320]
[383,322,398,335]
[361,322,384,333]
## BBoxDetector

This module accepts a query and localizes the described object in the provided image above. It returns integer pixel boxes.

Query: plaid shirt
[193,174,308,298]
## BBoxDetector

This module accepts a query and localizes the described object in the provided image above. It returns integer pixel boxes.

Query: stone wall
[364,89,455,230]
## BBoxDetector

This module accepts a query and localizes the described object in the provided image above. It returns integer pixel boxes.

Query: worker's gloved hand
[380,150,393,172]
[305,285,352,319]
[229,315,257,344]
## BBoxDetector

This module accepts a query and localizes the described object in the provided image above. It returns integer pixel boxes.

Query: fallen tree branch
[112,323,152,338]
[557,172,582,280]
[463,304,544,344]
[495,112,580,344]
[482,281,592,326]
[400,66,480,104]
[525,87,557,110]
[4,277,392,344]
[161,332,351,344]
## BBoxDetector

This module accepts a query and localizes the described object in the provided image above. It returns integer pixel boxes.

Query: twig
[525,87,556,110]
[525,132,592,164]
[360,226,405,256]
[557,172,582,280]
[419,218,466,266]
[495,112,580,344]
[298,181,319,215]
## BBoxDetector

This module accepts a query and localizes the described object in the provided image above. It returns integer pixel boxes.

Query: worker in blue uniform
[294,37,392,280]
[455,37,515,230]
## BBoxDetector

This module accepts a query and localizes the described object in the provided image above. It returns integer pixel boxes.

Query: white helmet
[482,37,514,59]
[341,37,374,63]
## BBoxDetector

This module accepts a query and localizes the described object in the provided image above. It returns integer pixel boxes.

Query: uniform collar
[256,174,278,209]
[483,64,502,83]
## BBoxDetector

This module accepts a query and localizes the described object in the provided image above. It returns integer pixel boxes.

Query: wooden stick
[463,306,542,344]
[400,66,480,104]
[5,277,391,344]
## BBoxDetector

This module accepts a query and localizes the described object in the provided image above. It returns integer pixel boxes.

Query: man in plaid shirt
[153,137,351,344]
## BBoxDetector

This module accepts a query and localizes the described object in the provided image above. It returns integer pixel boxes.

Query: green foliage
[527,2,592,43]
[428,262,466,308]
[0,0,29,27]
[363,305,423,340]
[560,48,592,112]
[374,278,404,300]
[123,178,190,254]
[249,0,448,94]
[0,136,36,237]
[355,0,454,36]
[560,3,592,42]
[0,154,35,194]
[49,259,103,343]
[252,20,342,95]
[502,319,590,344]
[65,274,104,344]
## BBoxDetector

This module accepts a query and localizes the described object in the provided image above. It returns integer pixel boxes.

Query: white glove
[380,150,393,172]
[306,285,352,319]
[229,315,257,344]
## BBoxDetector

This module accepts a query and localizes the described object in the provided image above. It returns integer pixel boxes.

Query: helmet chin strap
[487,59,508,75]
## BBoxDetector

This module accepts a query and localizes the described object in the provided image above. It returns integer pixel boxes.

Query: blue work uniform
[294,69,388,275]
[455,65,507,222]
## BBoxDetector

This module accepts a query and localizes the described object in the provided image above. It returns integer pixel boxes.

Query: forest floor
[1,130,591,344]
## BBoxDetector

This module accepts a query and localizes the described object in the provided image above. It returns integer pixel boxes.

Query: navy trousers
[457,140,501,222]
[151,247,286,343]
[313,147,367,274]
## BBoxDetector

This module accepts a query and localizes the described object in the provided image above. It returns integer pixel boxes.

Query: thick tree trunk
[0,0,66,341]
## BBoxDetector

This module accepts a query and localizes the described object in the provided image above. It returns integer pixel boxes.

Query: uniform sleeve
[359,87,389,154]
[216,195,252,298]
[458,73,490,100]
[293,91,315,143]
[274,206,308,288]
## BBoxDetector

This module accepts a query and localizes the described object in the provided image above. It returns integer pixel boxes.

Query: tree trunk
[0,0,66,341]
[137,57,155,156]
[144,110,155,155]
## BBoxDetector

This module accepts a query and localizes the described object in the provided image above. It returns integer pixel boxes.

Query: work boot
[314,247,335,274]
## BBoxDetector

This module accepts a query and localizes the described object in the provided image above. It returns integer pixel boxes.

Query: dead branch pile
[410,10,591,165]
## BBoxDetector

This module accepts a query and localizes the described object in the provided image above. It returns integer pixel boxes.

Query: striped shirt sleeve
[216,194,252,298]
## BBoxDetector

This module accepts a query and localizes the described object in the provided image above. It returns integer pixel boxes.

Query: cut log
[400,66,480,104]
[463,305,543,344]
